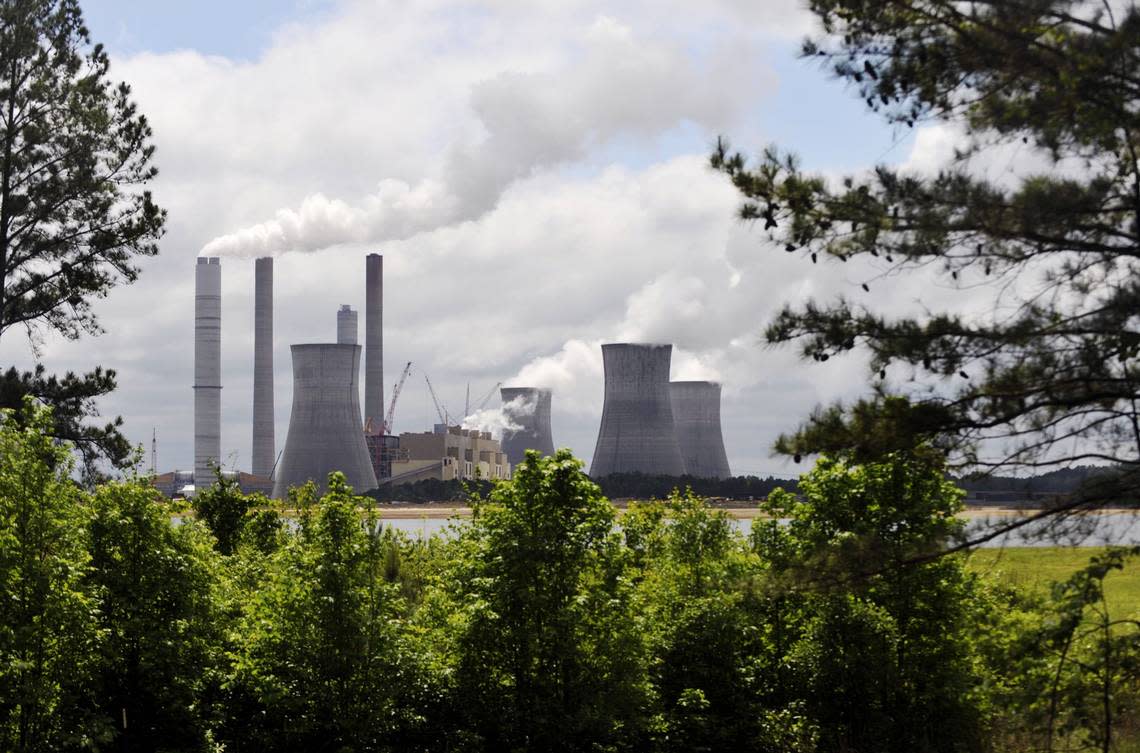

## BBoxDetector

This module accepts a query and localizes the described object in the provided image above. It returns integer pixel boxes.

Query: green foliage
[1,405,1135,749]
[0,398,101,752]
[190,466,256,555]
[85,478,223,751]
[223,472,439,751]
[440,449,650,751]
[755,449,988,752]
[713,0,1140,491]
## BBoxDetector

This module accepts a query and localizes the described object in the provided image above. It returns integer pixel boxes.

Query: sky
[0,0,947,478]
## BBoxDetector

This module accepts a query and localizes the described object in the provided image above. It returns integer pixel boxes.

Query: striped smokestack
[364,253,383,434]
[194,257,222,483]
[251,257,274,478]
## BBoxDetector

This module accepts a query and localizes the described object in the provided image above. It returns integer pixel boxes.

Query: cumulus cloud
[199,12,768,258]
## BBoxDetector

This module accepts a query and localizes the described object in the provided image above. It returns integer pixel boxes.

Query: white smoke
[199,181,455,258]
[460,396,532,438]
[198,16,762,258]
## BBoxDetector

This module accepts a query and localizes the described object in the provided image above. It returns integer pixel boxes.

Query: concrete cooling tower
[194,257,221,483]
[272,344,378,498]
[251,257,274,478]
[670,381,731,479]
[590,343,685,477]
[499,387,555,467]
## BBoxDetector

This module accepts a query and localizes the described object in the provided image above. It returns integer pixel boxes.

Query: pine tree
[714,0,1140,507]
[0,0,165,473]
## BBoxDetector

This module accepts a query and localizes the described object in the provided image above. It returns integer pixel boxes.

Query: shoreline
[368,504,1138,520]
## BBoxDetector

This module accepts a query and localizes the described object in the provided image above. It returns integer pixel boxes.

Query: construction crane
[383,361,413,435]
[423,372,450,426]
[473,381,502,413]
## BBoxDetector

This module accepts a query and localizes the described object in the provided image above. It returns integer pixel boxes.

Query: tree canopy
[713,0,1140,504]
[0,0,165,475]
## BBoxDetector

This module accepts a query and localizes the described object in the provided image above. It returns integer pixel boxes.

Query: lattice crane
[423,372,450,426]
[383,361,413,435]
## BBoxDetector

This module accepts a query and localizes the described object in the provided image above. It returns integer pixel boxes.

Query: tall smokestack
[251,257,274,478]
[194,257,222,483]
[590,343,685,478]
[500,387,555,467]
[670,381,732,479]
[337,305,358,345]
[364,253,383,434]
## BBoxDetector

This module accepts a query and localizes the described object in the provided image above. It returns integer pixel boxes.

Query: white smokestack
[194,257,222,482]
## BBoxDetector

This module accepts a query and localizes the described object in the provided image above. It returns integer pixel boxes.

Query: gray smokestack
[590,343,685,477]
[364,253,383,434]
[272,343,379,498]
[194,257,222,482]
[337,304,358,345]
[251,257,274,478]
[500,387,555,467]
[670,381,731,479]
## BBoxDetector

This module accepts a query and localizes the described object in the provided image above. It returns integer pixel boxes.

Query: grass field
[964,547,1140,617]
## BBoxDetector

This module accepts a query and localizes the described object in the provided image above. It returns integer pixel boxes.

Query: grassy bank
[964,547,1140,617]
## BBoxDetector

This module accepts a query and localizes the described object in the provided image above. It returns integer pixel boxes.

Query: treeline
[3,401,1138,752]
[594,471,797,500]
[955,466,1110,494]
[366,476,495,503]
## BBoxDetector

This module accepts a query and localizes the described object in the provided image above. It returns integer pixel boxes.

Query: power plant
[272,344,378,498]
[179,253,733,499]
[499,387,555,467]
[670,381,732,479]
[590,343,686,477]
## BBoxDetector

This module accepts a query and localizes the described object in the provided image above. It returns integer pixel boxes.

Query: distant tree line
[593,472,798,501]
[3,400,1138,752]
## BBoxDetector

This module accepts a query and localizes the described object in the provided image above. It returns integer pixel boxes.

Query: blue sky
[6,1,932,477]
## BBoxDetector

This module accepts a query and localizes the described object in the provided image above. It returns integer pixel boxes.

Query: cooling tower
[670,381,732,479]
[590,343,685,477]
[500,387,555,467]
[193,257,222,483]
[337,304,358,345]
[251,257,274,478]
[272,344,378,498]
[363,253,383,434]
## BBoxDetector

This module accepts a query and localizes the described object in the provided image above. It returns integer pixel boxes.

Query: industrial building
[670,381,732,479]
[590,343,686,477]
[387,424,512,484]
[499,387,555,467]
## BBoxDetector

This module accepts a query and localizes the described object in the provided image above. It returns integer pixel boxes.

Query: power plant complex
[171,253,733,500]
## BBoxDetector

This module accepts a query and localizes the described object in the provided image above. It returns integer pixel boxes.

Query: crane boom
[383,361,413,434]
[423,373,449,426]
[474,381,502,412]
